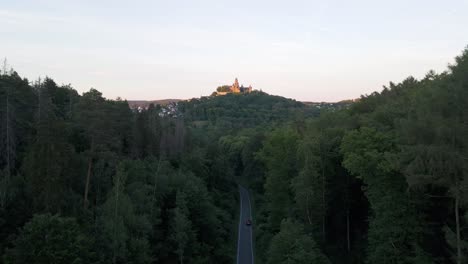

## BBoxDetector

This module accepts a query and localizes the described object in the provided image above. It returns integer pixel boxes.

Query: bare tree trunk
[347,209,351,252]
[112,172,121,264]
[84,156,93,209]
[6,87,10,173]
[150,157,162,218]
[2,85,10,209]
[37,85,42,121]
[45,132,51,212]
[306,193,312,225]
[320,155,326,243]
[83,137,95,209]
[452,132,461,264]
[68,88,73,119]
[455,189,461,264]
[346,169,351,253]
[2,59,7,75]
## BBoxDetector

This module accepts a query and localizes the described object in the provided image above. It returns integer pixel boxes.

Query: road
[237,186,254,264]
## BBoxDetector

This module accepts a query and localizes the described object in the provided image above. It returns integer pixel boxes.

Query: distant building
[215,78,253,96]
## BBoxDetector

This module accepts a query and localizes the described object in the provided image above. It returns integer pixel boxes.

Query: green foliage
[0,71,36,209]
[258,128,298,232]
[395,50,468,264]
[180,91,318,130]
[267,219,330,264]
[4,214,95,264]
[1,47,468,264]
[342,128,431,264]
[100,163,142,263]
[0,70,238,263]
[216,85,231,93]
[23,81,76,214]
[170,191,194,264]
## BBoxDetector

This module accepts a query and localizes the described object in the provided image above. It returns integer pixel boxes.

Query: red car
[245,219,252,226]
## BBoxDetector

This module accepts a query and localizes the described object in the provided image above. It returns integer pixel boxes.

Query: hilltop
[212,78,253,96]
[179,91,322,130]
[127,92,351,121]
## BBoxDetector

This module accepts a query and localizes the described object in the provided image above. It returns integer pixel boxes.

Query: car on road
[245,219,252,226]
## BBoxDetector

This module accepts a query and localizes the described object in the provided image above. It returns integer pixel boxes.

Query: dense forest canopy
[0,47,467,264]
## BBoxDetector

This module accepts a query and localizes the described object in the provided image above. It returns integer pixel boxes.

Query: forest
[0,47,467,264]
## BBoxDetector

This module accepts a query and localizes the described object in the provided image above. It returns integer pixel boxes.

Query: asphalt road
[237,186,254,264]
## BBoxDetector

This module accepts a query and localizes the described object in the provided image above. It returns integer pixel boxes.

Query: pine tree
[0,70,36,209]
[0,70,15,209]
[170,191,193,264]
[101,164,132,263]
[23,79,74,213]
[267,218,330,264]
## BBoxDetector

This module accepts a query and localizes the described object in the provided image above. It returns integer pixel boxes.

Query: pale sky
[1,0,467,102]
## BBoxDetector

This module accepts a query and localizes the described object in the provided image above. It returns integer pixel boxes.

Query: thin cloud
[0,9,69,25]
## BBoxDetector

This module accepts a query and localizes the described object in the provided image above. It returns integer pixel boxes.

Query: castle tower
[231,78,240,93]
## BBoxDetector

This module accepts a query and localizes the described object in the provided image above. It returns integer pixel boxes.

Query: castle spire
[232,77,240,93]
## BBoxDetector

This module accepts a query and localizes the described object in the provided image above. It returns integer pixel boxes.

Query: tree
[216,85,231,93]
[3,214,94,264]
[75,89,132,209]
[0,76,13,209]
[170,191,193,264]
[0,71,35,209]
[100,163,131,263]
[22,79,76,214]
[131,104,163,159]
[75,89,107,209]
[292,127,340,244]
[257,128,298,232]
[399,56,468,263]
[267,218,330,264]
[341,127,431,264]
[99,161,152,264]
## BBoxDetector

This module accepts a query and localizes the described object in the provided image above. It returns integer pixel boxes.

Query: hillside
[127,99,182,109]
[302,99,357,110]
[180,91,319,129]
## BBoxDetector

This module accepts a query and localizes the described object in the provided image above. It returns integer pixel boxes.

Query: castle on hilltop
[215,78,253,96]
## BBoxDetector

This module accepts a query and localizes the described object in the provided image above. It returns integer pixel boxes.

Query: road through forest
[237,186,254,264]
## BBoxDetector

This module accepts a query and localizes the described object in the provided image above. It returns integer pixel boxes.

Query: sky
[1,0,467,102]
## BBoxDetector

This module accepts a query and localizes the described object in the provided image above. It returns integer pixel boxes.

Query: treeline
[1,46,467,264]
[216,49,468,263]
[0,71,237,263]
